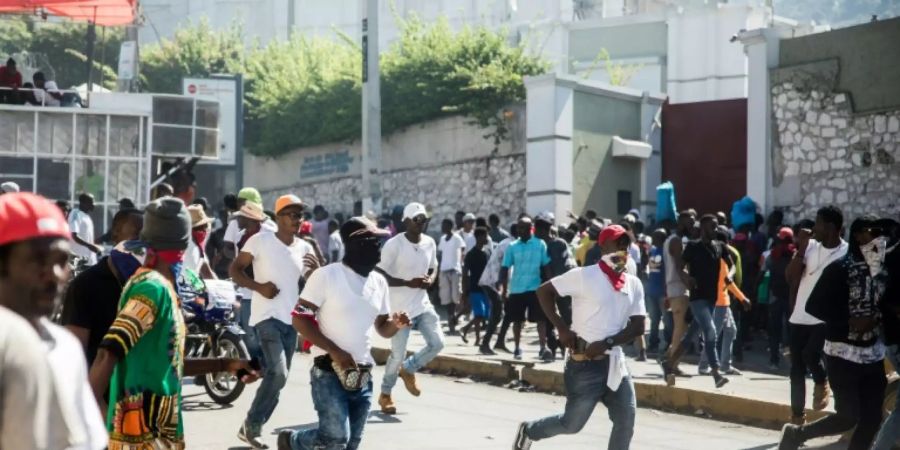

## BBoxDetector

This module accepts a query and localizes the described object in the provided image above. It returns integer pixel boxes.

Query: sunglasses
[411,215,429,224]
[279,211,303,220]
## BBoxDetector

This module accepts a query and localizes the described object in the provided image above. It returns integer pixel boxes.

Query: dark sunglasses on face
[411,215,429,224]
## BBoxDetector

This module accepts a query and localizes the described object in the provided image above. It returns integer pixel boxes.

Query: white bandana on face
[861,236,887,276]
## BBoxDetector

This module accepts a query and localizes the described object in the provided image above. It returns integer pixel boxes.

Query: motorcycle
[181,275,250,405]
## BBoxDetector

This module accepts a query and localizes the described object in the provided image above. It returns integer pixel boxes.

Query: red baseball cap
[0,192,71,246]
[598,224,628,246]
[778,227,794,241]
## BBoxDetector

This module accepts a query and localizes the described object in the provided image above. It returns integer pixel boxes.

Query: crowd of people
[0,57,77,107]
[0,173,898,450]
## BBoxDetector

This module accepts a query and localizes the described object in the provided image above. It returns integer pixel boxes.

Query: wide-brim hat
[187,204,214,229]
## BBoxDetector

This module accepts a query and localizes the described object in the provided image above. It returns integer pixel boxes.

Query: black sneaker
[513,422,532,450]
[540,349,555,363]
[277,431,292,450]
[479,346,497,355]
[714,374,730,388]
[494,344,512,353]
[778,424,803,450]
[660,359,676,387]
[238,423,269,449]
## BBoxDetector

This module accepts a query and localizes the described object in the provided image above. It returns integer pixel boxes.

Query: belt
[570,353,607,362]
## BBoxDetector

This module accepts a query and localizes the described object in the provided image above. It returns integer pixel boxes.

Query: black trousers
[480,286,504,348]
[799,355,886,450]
[789,324,828,416]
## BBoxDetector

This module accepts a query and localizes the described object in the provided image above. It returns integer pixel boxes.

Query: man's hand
[421,275,435,289]
[797,228,813,255]
[408,276,430,289]
[330,348,357,371]
[849,316,878,333]
[392,312,411,328]
[92,244,104,255]
[304,254,321,274]
[558,327,577,350]
[258,282,280,299]
[741,299,753,312]
[584,341,609,359]
[225,360,261,384]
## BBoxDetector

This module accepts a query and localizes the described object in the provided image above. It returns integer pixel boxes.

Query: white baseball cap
[462,213,476,222]
[402,202,430,221]
[0,182,20,193]
[535,211,555,224]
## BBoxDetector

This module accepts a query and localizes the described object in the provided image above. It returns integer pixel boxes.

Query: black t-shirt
[61,256,124,365]
[682,240,730,301]
[464,247,490,293]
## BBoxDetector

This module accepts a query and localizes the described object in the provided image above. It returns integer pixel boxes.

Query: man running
[500,216,551,360]
[232,194,318,448]
[514,225,646,450]
[479,221,518,354]
[377,202,443,414]
[278,217,411,450]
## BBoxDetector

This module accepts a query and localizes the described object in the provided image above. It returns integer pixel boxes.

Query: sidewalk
[371,320,835,430]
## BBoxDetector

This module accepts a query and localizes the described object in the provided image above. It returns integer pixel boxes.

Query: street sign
[117,41,137,80]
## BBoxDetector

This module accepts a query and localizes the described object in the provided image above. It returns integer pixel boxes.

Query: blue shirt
[502,238,550,294]
[647,246,666,299]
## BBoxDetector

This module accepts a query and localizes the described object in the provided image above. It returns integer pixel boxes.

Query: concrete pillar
[740,29,781,213]
[524,74,574,220]
[640,91,664,220]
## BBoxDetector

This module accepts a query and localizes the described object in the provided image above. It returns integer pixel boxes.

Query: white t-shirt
[462,230,476,254]
[551,265,647,343]
[183,238,206,274]
[790,239,849,325]
[328,231,345,263]
[242,232,314,326]
[35,80,61,107]
[38,320,107,450]
[224,217,277,246]
[68,208,97,265]
[0,307,62,450]
[437,233,466,272]
[377,233,438,319]
[301,263,390,365]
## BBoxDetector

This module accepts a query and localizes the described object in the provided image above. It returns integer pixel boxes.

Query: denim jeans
[680,299,720,370]
[381,307,444,394]
[645,294,665,351]
[872,345,900,450]
[525,359,636,450]
[289,367,373,450]
[698,306,737,372]
[245,318,298,428]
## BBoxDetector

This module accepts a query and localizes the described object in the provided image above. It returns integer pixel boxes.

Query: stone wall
[771,60,900,223]
[260,154,526,226]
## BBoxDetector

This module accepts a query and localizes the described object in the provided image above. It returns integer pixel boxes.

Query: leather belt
[570,352,607,362]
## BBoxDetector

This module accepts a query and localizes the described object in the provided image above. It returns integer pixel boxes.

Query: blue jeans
[245,318,298,428]
[525,359,636,449]
[873,345,900,450]
[645,294,665,351]
[681,299,720,370]
[289,367,373,450]
[381,307,444,394]
[698,306,737,372]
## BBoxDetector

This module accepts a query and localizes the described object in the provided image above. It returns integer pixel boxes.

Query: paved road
[182,354,841,450]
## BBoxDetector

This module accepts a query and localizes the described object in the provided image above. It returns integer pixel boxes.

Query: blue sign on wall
[300,149,355,178]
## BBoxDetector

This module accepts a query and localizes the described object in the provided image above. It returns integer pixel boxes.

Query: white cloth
[790,239,849,325]
[437,232,466,272]
[462,230,476,254]
[479,237,513,287]
[68,208,97,265]
[377,233,438,319]
[242,232,314,326]
[224,218,276,245]
[34,80,61,107]
[183,239,206,274]
[38,320,107,450]
[552,265,646,390]
[823,339,886,364]
[328,230,345,263]
[301,263,390,365]
[0,307,62,450]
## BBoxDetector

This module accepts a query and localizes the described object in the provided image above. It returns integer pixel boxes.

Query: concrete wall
[243,107,526,223]
[778,17,900,113]
[572,92,643,218]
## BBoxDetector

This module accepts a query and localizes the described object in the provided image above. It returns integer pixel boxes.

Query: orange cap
[275,194,304,214]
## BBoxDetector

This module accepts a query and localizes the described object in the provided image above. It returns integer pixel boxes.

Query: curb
[372,346,830,430]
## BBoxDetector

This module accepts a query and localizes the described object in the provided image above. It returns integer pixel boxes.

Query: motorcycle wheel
[203,332,249,405]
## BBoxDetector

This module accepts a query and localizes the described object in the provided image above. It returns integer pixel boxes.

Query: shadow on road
[271,411,404,436]
[182,392,233,412]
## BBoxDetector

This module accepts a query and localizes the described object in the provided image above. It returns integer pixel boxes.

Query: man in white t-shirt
[31,71,62,107]
[437,218,466,333]
[514,225,646,450]
[185,204,216,278]
[0,192,107,450]
[376,202,443,415]
[327,219,345,263]
[69,193,102,265]
[278,217,411,450]
[784,206,847,424]
[461,212,476,253]
[223,187,276,262]
[231,194,320,449]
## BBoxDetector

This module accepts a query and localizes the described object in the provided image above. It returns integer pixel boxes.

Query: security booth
[0,92,220,232]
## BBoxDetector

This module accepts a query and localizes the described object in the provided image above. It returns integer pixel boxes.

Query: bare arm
[374,313,409,338]
[222,242,237,260]
[499,267,510,297]
[585,316,646,358]
[537,281,567,333]
[671,239,693,288]
[89,348,118,410]
[230,252,263,292]
[375,267,413,288]
[199,260,217,280]
[72,232,101,254]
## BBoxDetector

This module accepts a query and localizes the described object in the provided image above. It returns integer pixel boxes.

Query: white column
[741,29,780,212]
[524,74,574,221]
[361,0,382,213]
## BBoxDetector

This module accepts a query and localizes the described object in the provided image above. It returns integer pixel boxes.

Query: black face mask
[343,237,382,276]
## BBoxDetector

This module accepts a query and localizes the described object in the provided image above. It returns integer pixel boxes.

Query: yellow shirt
[575,238,596,266]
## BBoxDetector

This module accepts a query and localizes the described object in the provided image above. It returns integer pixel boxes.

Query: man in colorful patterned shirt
[89,197,257,450]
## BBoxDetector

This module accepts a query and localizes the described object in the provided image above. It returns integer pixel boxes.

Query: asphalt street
[182,353,842,450]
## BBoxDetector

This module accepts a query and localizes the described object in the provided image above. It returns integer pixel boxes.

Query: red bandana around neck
[598,261,626,291]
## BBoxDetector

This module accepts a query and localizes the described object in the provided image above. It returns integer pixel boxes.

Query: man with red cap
[0,192,107,449]
[514,224,646,450]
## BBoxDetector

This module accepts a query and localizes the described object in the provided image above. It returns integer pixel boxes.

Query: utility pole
[360,0,382,214]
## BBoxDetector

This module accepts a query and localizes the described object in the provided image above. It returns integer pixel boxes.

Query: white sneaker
[513,422,532,450]
[698,366,712,375]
